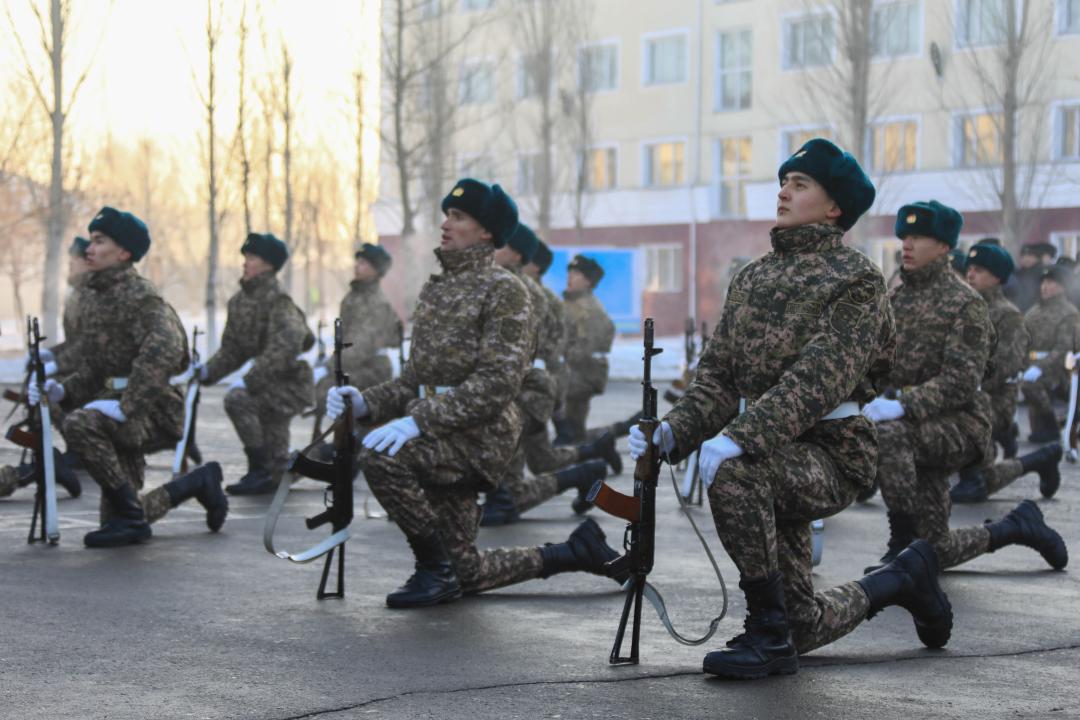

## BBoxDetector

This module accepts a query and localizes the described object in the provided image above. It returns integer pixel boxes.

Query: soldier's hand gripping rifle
[172,327,204,476]
[5,317,60,545]
[265,318,356,599]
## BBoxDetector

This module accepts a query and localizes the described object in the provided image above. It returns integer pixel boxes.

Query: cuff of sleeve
[720,418,767,459]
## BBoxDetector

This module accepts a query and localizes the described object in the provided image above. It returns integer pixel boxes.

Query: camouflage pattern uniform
[1019,293,1080,433]
[665,224,894,654]
[875,255,995,568]
[562,287,615,441]
[314,279,400,416]
[203,272,315,472]
[972,285,1030,494]
[58,264,188,523]
[52,273,89,375]
[360,244,544,593]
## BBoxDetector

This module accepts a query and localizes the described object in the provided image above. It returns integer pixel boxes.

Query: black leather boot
[17,447,81,498]
[164,461,228,532]
[611,411,644,439]
[385,532,462,608]
[226,447,275,496]
[986,499,1068,570]
[1028,413,1059,444]
[856,539,952,649]
[538,517,628,584]
[84,484,152,548]
[554,459,607,515]
[479,486,520,527]
[950,466,988,504]
[864,511,916,573]
[702,573,799,679]
[575,432,623,475]
[1017,442,1063,499]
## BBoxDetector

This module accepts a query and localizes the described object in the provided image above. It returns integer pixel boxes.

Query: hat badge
[906,213,917,224]
[794,150,807,158]
[452,187,465,197]
[969,250,978,257]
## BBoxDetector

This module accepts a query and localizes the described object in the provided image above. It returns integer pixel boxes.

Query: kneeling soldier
[198,233,316,495]
[327,179,624,608]
[33,207,226,547]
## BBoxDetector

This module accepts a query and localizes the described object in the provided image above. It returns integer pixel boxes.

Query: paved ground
[1,381,1078,720]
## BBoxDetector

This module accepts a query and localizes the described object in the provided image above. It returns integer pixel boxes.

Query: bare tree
[352,69,366,246]
[279,42,296,294]
[234,1,253,237]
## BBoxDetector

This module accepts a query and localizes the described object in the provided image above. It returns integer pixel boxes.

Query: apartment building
[376,0,1080,334]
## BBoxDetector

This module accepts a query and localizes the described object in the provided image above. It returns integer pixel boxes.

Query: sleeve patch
[727,289,747,305]
[499,318,525,344]
[847,279,878,305]
[962,324,982,347]
[785,300,824,317]
[829,301,866,335]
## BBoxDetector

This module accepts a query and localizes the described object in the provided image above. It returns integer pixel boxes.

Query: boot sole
[386,587,463,609]
[84,531,152,548]
[903,540,952,649]
[702,655,798,680]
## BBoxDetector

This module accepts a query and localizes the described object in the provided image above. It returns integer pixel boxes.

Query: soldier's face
[901,234,949,271]
[242,253,275,280]
[1019,253,1038,269]
[354,257,378,281]
[1041,279,1064,300]
[567,269,591,292]
[965,265,1000,291]
[494,245,522,268]
[523,263,541,280]
[440,209,492,251]
[85,231,132,271]
[776,172,842,229]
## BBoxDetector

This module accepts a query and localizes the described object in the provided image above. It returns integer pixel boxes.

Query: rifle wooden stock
[589,479,640,522]
[4,389,24,403]
[5,426,39,450]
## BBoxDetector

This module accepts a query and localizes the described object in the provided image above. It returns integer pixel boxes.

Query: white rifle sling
[172,379,200,476]
[262,456,349,564]
[39,403,60,542]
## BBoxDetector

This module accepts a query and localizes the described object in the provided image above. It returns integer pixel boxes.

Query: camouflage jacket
[204,272,315,413]
[884,255,991,421]
[59,264,187,438]
[362,244,533,491]
[334,279,400,389]
[563,287,615,398]
[979,285,1028,393]
[508,266,557,426]
[665,224,894,472]
[52,273,89,375]
[1023,293,1080,379]
[539,282,568,408]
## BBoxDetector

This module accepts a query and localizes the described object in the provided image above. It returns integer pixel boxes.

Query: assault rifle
[266,318,356,599]
[310,319,328,441]
[172,326,204,477]
[5,317,60,545]
[396,318,407,376]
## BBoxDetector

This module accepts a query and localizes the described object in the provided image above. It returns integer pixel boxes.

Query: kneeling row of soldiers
[1,137,1070,681]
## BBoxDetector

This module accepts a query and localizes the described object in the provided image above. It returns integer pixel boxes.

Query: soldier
[29,207,227,547]
[632,139,948,680]
[480,224,613,526]
[951,244,1062,503]
[556,254,615,444]
[51,236,91,375]
[326,178,625,608]
[862,200,1066,578]
[196,233,316,495]
[1019,265,1080,443]
[1006,242,1057,313]
[313,243,400,425]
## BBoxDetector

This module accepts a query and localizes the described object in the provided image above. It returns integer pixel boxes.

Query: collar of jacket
[349,278,380,293]
[563,287,591,301]
[769,223,845,255]
[240,271,279,295]
[900,254,952,288]
[434,243,494,275]
[86,263,136,291]
[979,284,1005,304]
[1040,293,1070,310]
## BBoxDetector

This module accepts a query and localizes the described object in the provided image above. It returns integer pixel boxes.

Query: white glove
[699,434,744,488]
[28,377,64,406]
[1022,365,1043,383]
[197,362,209,382]
[313,365,329,384]
[84,399,126,423]
[862,397,905,424]
[327,385,368,421]
[228,376,246,391]
[628,421,676,460]
[43,361,58,377]
[362,415,421,456]
[24,349,55,368]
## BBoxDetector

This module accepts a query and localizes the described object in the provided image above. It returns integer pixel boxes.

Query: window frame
[780,8,837,71]
[951,108,1005,167]
[459,58,497,106]
[865,114,922,173]
[641,28,691,87]
[1058,0,1080,33]
[712,135,753,219]
[641,136,689,188]
[954,0,1021,49]
[579,143,620,192]
[870,0,924,59]
[1051,98,1080,161]
[714,27,753,112]
[778,124,834,161]
[643,243,685,293]
[577,38,621,94]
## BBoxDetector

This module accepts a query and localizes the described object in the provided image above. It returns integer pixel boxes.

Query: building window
[1056,103,1080,159]
[461,0,493,11]
[644,245,684,292]
[459,61,495,105]
[782,13,834,69]
[459,155,496,182]
[715,29,752,111]
[643,141,686,187]
[715,136,752,218]
[781,126,832,157]
[1053,232,1080,259]
[518,52,553,99]
[867,119,918,172]
[644,32,688,85]
[582,147,617,190]
[1060,0,1080,33]
[872,0,920,57]
[956,0,1008,47]
[517,153,542,195]
[871,237,904,282]
[420,0,445,20]
[954,112,1003,167]
[579,42,619,93]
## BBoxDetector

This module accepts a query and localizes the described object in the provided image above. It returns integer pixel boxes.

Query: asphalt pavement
[1,381,1078,720]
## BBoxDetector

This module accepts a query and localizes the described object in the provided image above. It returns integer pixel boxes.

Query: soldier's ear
[118,248,133,263]
[825,199,842,222]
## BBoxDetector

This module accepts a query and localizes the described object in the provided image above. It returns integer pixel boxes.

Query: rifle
[1064,352,1079,462]
[265,318,356,599]
[5,317,60,545]
[172,326,204,477]
[310,320,328,441]
[396,318,406,377]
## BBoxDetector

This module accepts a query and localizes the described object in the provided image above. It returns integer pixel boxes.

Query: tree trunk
[205,0,220,352]
[41,0,66,340]
[1000,0,1020,248]
[282,46,294,295]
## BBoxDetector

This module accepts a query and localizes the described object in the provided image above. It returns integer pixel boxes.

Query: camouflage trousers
[971,389,1025,495]
[224,388,295,471]
[362,435,543,594]
[0,465,22,498]
[62,408,172,525]
[500,446,561,515]
[708,441,870,654]
[1021,375,1067,431]
[562,394,595,444]
[988,387,1019,438]
[876,417,991,569]
[521,428,580,475]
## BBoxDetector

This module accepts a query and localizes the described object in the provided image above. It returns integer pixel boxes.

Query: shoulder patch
[499,318,525,344]
[785,300,824,317]
[727,289,747,306]
[962,323,983,347]
[847,279,878,305]
[829,301,866,335]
